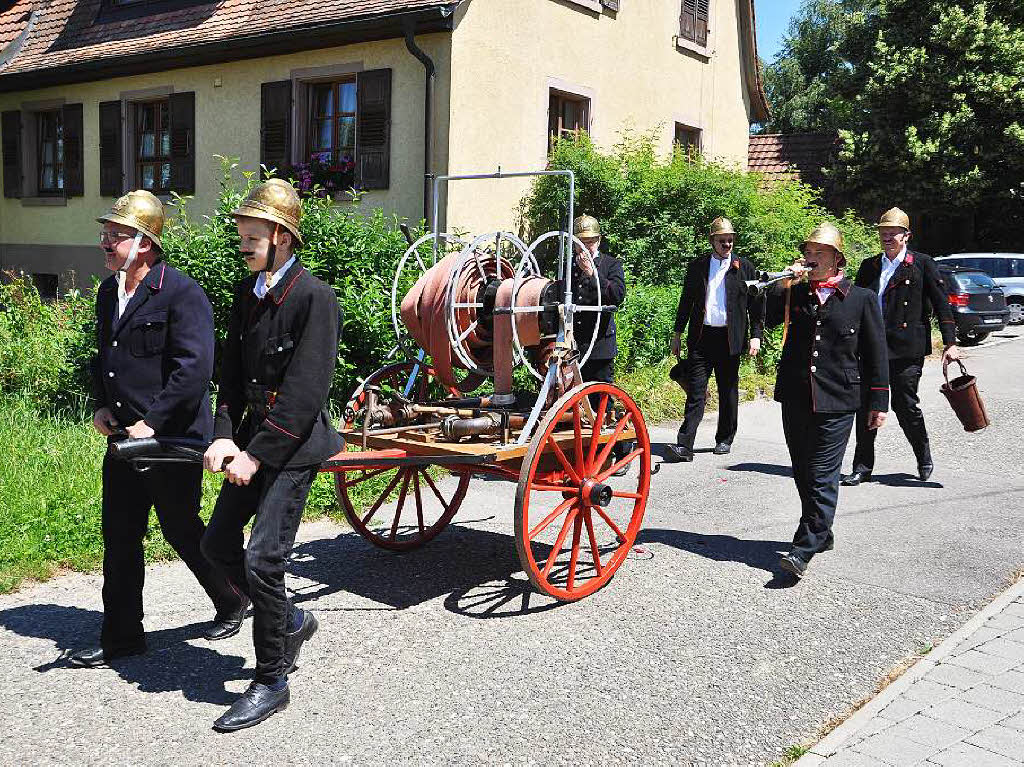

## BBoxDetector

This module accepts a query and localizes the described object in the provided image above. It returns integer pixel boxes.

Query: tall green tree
[759,0,877,134]
[833,1,1024,244]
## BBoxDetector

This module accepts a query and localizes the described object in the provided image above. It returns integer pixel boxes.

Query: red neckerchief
[810,272,845,290]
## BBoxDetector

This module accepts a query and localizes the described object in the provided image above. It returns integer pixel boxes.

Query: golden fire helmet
[877,207,911,231]
[96,190,164,249]
[802,222,846,260]
[232,178,303,246]
[709,216,736,237]
[573,214,601,239]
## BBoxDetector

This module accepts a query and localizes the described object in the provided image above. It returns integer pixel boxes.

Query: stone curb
[795,574,1024,765]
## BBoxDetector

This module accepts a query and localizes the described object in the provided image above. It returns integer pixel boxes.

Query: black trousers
[781,401,855,561]
[676,327,741,450]
[852,357,930,473]
[100,455,241,654]
[201,465,318,683]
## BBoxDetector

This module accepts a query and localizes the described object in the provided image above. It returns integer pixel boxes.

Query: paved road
[1,329,1022,765]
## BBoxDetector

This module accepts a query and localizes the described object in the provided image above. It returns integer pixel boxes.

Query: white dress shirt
[877,246,906,311]
[704,254,730,327]
[116,272,136,319]
[254,256,297,299]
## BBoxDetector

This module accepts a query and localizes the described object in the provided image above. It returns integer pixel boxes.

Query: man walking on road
[841,207,960,485]
[667,217,764,462]
[70,191,245,668]
[201,179,343,731]
[768,223,889,578]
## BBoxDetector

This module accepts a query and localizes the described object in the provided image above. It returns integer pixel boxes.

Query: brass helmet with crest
[877,207,911,231]
[802,222,846,265]
[573,214,601,239]
[709,216,736,237]
[97,190,164,249]
[232,178,303,245]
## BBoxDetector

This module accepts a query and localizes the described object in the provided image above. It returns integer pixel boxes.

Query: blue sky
[755,0,803,63]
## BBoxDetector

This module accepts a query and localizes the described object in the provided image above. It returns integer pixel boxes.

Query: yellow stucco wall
[444,0,755,234]
[0,33,451,284]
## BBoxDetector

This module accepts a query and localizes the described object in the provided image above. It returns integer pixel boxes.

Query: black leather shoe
[68,645,145,668]
[712,442,731,455]
[779,552,809,578]
[284,611,319,675]
[665,445,694,462]
[840,471,872,487]
[918,464,934,481]
[213,681,289,732]
[205,597,250,641]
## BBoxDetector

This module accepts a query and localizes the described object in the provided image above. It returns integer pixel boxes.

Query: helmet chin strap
[263,224,281,277]
[117,232,144,293]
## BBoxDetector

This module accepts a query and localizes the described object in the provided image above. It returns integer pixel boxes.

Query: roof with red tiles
[748,133,838,187]
[0,0,454,84]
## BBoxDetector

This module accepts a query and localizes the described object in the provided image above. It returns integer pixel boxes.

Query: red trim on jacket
[265,418,299,439]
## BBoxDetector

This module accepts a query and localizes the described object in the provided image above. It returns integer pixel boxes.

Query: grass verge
[1,358,774,593]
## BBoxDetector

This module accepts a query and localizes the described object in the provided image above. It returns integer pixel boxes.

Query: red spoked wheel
[341,360,458,432]
[335,466,469,551]
[338,360,466,551]
[514,382,651,601]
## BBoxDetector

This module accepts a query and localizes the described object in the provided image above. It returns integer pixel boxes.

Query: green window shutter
[356,68,392,190]
[260,80,292,176]
[62,103,84,197]
[2,110,22,198]
[169,91,195,195]
[98,100,123,197]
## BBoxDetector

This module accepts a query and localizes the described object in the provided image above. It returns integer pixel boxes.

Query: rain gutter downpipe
[404,21,436,224]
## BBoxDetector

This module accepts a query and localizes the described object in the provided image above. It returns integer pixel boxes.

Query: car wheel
[1008,300,1024,325]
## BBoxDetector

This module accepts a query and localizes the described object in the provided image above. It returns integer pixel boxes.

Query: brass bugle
[743,262,818,294]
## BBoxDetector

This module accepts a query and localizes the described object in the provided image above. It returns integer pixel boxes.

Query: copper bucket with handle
[940,359,990,432]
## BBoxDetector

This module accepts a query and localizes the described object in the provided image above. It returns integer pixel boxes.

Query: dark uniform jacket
[213,260,343,469]
[90,261,214,441]
[572,252,626,360]
[854,250,956,359]
[674,253,765,356]
[766,278,890,414]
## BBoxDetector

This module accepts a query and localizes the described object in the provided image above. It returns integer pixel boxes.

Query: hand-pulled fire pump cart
[113,170,652,602]
[325,170,652,601]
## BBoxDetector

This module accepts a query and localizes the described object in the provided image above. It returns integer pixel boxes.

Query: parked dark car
[936,267,1008,345]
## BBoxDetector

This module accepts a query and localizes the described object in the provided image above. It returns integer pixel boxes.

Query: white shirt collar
[883,245,907,266]
[254,256,297,299]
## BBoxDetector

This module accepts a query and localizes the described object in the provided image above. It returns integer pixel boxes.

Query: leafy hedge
[519,132,878,372]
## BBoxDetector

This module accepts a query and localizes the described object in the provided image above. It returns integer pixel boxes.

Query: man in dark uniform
[201,179,343,731]
[570,214,628,472]
[841,207,960,485]
[667,217,764,462]
[70,191,245,667]
[766,223,889,578]
[571,214,626,386]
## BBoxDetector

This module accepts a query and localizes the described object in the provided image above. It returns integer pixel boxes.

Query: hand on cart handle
[204,438,241,473]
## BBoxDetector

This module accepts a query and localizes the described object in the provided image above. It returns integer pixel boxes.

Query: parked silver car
[935,254,1024,324]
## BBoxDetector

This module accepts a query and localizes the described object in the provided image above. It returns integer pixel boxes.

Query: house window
[548,90,590,149]
[679,0,710,48]
[134,99,172,194]
[31,273,59,301]
[306,79,357,186]
[36,111,64,195]
[674,123,701,157]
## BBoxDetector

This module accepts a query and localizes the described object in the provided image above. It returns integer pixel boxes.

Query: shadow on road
[0,604,248,704]
[288,524,564,619]
[637,529,802,590]
[869,473,944,489]
[726,462,793,478]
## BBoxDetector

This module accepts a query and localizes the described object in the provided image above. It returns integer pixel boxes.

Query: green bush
[0,274,95,415]
[521,132,877,372]
[163,157,417,399]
